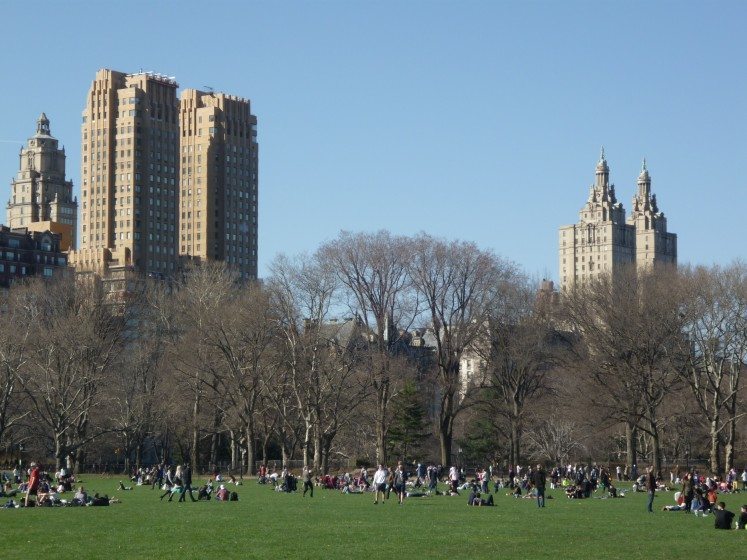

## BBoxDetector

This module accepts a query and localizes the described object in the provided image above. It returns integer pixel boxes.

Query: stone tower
[627,159,677,269]
[7,113,78,250]
[558,149,636,289]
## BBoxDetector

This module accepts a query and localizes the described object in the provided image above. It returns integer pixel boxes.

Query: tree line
[0,231,744,476]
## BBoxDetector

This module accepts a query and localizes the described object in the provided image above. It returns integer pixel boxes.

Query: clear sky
[1,0,745,280]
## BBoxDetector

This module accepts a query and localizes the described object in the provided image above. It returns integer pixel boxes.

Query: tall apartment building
[559,150,676,289]
[71,69,258,280]
[72,69,180,276]
[178,89,258,279]
[6,114,77,250]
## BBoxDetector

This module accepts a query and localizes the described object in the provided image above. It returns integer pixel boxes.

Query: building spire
[36,112,50,135]
[641,157,647,172]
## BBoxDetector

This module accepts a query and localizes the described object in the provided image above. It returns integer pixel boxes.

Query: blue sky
[1,0,745,280]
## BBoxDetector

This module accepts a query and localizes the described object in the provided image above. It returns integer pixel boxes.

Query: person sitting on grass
[216,484,229,501]
[713,502,735,530]
[73,486,89,506]
[468,486,494,507]
[197,480,213,500]
[736,505,747,530]
[662,492,687,511]
[118,481,132,491]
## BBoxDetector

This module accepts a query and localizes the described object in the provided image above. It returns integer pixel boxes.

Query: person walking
[646,466,656,513]
[393,462,407,505]
[175,463,196,502]
[302,466,314,498]
[25,462,40,507]
[372,464,388,504]
[151,463,164,490]
[531,464,547,508]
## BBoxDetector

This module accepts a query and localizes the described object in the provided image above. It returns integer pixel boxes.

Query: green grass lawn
[1,476,745,559]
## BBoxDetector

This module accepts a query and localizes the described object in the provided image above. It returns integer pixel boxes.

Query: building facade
[178,89,258,279]
[72,69,180,276]
[6,114,77,250]
[559,150,676,289]
[71,68,258,280]
[0,226,69,288]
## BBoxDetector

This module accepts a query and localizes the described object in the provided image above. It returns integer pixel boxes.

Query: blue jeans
[647,490,655,512]
[536,487,545,508]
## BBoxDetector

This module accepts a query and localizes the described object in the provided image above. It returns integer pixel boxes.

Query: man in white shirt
[373,465,388,504]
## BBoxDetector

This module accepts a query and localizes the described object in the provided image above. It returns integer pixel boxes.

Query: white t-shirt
[373,468,388,485]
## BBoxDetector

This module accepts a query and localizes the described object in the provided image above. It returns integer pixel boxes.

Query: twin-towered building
[70,68,259,280]
[558,149,677,289]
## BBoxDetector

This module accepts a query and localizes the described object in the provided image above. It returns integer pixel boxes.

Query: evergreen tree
[387,381,429,463]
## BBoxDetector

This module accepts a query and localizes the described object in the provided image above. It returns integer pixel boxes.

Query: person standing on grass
[372,464,388,504]
[24,462,40,507]
[449,466,459,494]
[302,466,314,498]
[176,463,196,502]
[532,464,547,508]
[646,466,656,513]
[151,463,164,490]
[393,462,407,505]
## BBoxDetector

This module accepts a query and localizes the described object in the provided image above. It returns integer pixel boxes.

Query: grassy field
[1,476,745,559]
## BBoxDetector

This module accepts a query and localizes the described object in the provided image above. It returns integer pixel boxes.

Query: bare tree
[17,277,129,469]
[0,289,33,451]
[408,234,517,465]
[562,265,684,475]
[110,287,168,472]
[269,253,337,469]
[674,262,747,474]
[199,282,278,475]
[480,281,560,467]
[319,230,416,465]
[525,416,585,464]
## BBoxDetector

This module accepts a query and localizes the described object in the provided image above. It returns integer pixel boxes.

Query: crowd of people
[0,462,114,508]
[4,458,747,529]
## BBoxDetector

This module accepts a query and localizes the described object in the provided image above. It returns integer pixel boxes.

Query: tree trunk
[439,390,454,466]
[302,421,312,468]
[313,428,322,471]
[191,391,200,472]
[510,418,521,468]
[321,433,333,475]
[375,376,390,465]
[724,395,737,474]
[709,417,721,475]
[229,430,239,471]
[245,424,256,476]
[625,421,637,473]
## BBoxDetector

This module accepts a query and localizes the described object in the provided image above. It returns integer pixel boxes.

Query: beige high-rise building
[71,68,258,280]
[559,150,676,289]
[6,113,77,250]
[178,89,258,279]
[72,69,180,275]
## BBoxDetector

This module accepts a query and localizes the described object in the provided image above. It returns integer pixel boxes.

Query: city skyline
[1,1,745,281]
